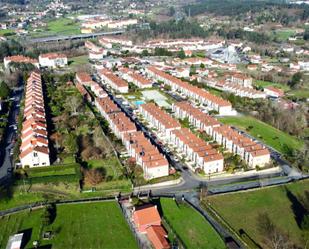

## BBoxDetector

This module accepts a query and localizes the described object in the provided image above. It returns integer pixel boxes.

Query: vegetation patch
[159,198,226,249]
[207,180,309,248]
[219,115,304,154]
[0,201,138,249]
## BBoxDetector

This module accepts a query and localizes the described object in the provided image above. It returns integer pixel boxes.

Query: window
[33,152,38,157]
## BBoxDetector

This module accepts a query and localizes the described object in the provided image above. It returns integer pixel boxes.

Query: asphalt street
[0,86,23,183]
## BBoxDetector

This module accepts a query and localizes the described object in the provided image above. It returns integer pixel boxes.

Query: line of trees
[217,28,270,44]
[184,0,309,22]
[134,19,209,42]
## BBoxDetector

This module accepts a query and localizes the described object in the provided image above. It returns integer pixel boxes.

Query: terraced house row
[97,68,129,93]
[118,67,153,89]
[139,103,223,173]
[76,72,108,99]
[20,71,50,168]
[172,101,220,134]
[173,101,270,168]
[139,103,181,137]
[145,66,232,115]
[75,73,169,179]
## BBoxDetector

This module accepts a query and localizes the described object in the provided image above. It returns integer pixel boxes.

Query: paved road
[28,30,125,43]
[0,86,23,184]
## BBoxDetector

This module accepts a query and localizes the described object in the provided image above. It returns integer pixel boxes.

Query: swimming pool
[134,100,145,106]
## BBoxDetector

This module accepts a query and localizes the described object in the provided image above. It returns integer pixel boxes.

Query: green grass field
[30,18,81,38]
[0,201,138,249]
[46,18,80,35]
[254,80,290,91]
[25,164,77,178]
[286,89,309,98]
[272,29,295,41]
[0,29,15,36]
[207,180,309,248]
[160,198,225,249]
[87,157,123,179]
[68,55,89,68]
[0,208,44,249]
[219,115,303,153]
[84,157,131,193]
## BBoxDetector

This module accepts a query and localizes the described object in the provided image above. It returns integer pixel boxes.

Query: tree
[154,47,173,56]
[289,72,302,89]
[257,212,292,249]
[177,49,186,59]
[190,65,196,75]
[141,49,149,57]
[50,132,63,151]
[63,133,78,154]
[84,168,104,186]
[0,81,10,99]
[65,95,82,115]
[42,204,56,226]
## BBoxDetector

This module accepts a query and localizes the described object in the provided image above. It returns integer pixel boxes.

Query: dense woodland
[184,0,309,22]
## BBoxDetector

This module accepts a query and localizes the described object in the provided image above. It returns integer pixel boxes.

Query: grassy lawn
[254,80,290,91]
[25,164,77,178]
[87,157,123,179]
[207,180,309,248]
[0,208,44,249]
[159,198,225,249]
[29,18,81,38]
[0,29,15,36]
[68,55,89,68]
[0,201,138,249]
[46,18,80,35]
[0,190,50,211]
[286,89,309,99]
[272,29,295,41]
[84,157,132,193]
[219,115,303,153]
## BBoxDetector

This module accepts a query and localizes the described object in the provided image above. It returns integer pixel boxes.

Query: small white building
[39,53,67,68]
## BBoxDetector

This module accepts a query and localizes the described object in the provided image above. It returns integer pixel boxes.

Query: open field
[68,55,89,69]
[272,29,295,41]
[87,157,123,179]
[159,198,225,249]
[0,201,138,249]
[0,190,50,212]
[287,89,309,99]
[0,208,44,248]
[253,80,290,91]
[84,157,132,193]
[0,29,15,36]
[30,18,81,38]
[218,115,304,153]
[207,180,309,248]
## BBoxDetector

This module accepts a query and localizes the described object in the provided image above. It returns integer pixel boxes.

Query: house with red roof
[4,55,39,69]
[20,72,50,168]
[264,86,285,98]
[133,205,170,249]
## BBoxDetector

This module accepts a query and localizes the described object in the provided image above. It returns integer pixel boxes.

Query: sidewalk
[197,166,283,181]
[134,177,183,192]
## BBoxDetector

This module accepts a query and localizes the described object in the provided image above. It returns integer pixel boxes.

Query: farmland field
[159,198,225,249]
[207,180,309,248]
[0,201,138,249]
[253,80,290,91]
